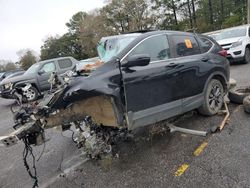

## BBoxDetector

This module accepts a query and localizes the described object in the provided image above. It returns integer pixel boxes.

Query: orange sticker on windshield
[185,39,193,48]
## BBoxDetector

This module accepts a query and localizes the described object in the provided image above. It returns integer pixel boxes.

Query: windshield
[0,72,4,77]
[213,27,247,40]
[24,63,40,75]
[97,34,140,62]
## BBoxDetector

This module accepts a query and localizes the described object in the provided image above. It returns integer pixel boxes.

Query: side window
[248,27,250,37]
[40,62,55,73]
[200,37,213,52]
[172,35,200,57]
[58,59,73,69]
[128,35,170,62]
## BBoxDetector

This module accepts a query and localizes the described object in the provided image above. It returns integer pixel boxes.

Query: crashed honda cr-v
[1,30,230,164]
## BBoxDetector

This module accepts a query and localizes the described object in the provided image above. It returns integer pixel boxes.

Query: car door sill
[127,93,204,130]
[127,100,182,130]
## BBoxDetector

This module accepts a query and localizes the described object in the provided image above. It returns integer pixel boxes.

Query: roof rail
[125,30,156,34]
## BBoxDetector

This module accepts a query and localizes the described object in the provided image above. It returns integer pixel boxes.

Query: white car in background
[205,25,250,64]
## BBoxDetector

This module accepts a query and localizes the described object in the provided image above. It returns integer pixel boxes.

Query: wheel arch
[203,72,228,94]
[246,44,250,50]
[15,82,40,94]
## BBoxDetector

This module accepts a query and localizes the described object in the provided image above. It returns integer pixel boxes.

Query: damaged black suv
[0,30,230,174]
[48,30,230,131]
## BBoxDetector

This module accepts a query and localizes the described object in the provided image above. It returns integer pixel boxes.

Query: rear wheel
[198,79,224,116]
[243,48,250,64]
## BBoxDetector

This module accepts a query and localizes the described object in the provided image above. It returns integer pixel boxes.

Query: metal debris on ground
[211,101,230,133]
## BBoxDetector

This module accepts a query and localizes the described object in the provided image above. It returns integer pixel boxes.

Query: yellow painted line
[193,142,208,157]
[175,163,189,177]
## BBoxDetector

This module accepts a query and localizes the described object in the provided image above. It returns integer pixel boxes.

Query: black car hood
[0,73,35,85]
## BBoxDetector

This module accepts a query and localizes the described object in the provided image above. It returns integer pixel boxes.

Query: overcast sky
[0,0,105,62]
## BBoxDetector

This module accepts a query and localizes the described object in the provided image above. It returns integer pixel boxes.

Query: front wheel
[243,48,250,64]
[198,79,224,116]
[22,86,38,102]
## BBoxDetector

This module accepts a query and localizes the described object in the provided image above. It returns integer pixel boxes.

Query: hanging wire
[22,138,39,188]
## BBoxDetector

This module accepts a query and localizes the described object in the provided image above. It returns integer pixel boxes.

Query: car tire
[243,95,250,113]
[244,48,250,64]
[22,86,38,102]
[198,79,224,116]
[228,86,250,104]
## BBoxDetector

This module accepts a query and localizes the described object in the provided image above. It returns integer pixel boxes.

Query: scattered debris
[228,86,250,104]
[211,101,230,133]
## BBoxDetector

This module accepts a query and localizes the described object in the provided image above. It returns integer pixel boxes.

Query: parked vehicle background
[0,57,77,101]
[204,24,250,64]
[1,70,25,81]
[0,69,24,82]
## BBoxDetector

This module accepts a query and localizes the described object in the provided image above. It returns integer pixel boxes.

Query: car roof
[101,30,196,41]
[38,56,76,65]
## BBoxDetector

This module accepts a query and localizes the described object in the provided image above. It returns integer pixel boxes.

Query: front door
[121,34,183,129]
[37,61,56,91]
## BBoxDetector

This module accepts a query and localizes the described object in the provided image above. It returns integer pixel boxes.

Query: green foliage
[40,33,87,61]
[101,0,157,33]
[5,62,17,71]
[38,0,249,60]
[0,60,17,72]
[66,11,87,34]
[19,50,37,70]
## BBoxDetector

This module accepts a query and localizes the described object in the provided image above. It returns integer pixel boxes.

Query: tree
[153,0,181,30]
[40,33,87,60]
[187,0,193,29]
[77,10,117,57]
[39,0,249,59]
[5,62,17,71]
[0,60,17,71]
[0,64,4,72]
[101,0,157,33]
[40,12,91,60]
[191,0,197,27]
[66,12,87,34]
[18,50,37,70]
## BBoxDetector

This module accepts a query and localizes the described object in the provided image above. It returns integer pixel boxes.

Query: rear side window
[172,35,200,57]
[58,59,72,69]
[200,37,213,52]
[128,35,170,62]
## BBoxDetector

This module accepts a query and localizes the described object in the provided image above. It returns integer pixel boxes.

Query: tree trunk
[172,0,178,26]
[220,0,224,27]
[208,0,214,26]
[248,0,250,24]
[187,0,193,29]
[191,0,197,28]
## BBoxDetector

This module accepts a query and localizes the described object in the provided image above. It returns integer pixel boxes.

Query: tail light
[218,49,227,57]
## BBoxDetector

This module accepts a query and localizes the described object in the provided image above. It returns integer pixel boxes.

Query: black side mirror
[38,69,45,75]
[122,54,150,68]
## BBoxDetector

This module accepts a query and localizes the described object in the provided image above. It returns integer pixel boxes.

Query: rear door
[37,61,56,91]
[121,34,183,129]
[169,35,211,112]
